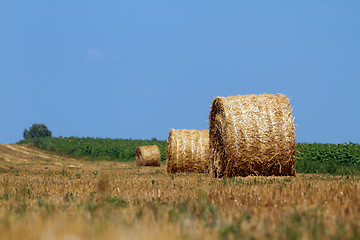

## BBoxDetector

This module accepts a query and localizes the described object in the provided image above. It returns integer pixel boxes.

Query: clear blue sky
[1,1,359,144]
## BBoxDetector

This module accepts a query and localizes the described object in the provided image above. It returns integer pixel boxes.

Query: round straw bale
[209,94,296,178]
[166,129,209,173]
[136,145,161,167]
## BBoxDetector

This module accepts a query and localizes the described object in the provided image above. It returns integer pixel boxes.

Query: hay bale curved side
[166,129,209,173]
[136,145,161,167]
[209,94,296,177]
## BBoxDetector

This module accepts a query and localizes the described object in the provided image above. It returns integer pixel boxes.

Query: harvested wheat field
[1,144,360,240]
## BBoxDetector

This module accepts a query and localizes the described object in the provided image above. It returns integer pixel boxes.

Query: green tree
[23,123,52,139]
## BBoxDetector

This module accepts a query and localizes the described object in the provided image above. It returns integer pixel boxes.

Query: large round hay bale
[209,94,296,178]
[166,129,209,173]
[136,145,161,167]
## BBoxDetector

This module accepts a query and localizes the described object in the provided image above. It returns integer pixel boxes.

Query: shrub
[23,123,52,139]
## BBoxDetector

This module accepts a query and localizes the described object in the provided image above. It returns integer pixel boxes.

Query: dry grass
[1,144,360,240]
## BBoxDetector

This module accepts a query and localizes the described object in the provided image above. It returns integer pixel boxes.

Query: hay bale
[209,94,296,178]
[166,129,209,173]
[136,145,161,167]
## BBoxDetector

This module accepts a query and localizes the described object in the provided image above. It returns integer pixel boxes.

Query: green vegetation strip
[18,137,167,162]
[296,143,360,175]
[18,138,360,175]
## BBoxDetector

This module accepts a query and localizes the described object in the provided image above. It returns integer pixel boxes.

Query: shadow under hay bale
[209,94,296,178]
[166,129,209,173]
[136,145,161,167]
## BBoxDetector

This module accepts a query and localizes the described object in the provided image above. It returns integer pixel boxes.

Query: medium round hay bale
[136,145,161,167]
[166,129,209,173]
[209,94,296,178]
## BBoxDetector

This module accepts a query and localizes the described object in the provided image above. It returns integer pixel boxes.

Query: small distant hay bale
[166,129,209,173]
[209,94,296,178]
[136,145,161,167]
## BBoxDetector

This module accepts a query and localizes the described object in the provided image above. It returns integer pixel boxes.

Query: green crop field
[295,142,360,175]
[18,137,167,163]
[18,137,360,175]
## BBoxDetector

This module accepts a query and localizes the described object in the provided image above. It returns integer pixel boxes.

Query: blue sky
[1,1,359,144]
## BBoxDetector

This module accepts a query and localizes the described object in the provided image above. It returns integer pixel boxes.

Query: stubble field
[1,144,360,240]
